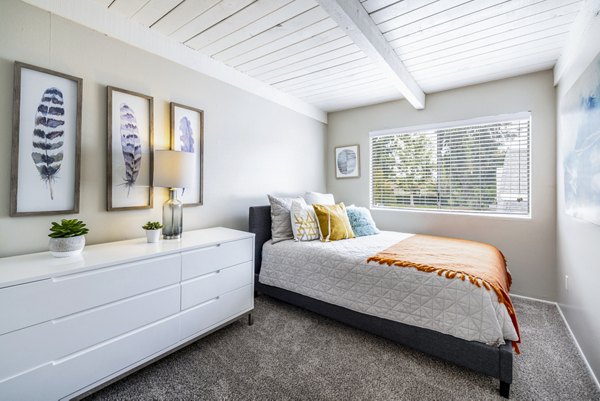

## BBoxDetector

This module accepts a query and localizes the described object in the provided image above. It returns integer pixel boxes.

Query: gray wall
[326,71,557,300]
[556,20,600,379]
[0,0,326,257]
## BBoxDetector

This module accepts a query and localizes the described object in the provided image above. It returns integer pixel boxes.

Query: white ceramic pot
[48,235,86,258]
[145,229,161,243]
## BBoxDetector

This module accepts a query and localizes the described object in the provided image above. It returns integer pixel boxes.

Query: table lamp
[154,150,195,239]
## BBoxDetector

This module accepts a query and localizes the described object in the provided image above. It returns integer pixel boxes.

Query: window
[370,113,531,216]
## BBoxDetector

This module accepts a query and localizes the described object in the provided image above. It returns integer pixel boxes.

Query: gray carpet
[84,296,600,401]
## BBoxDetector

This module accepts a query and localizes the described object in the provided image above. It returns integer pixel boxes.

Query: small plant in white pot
[48,219,89,258]
[142,221,163,243]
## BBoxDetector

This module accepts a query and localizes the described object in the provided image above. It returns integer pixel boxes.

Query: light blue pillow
[346,206,379,237]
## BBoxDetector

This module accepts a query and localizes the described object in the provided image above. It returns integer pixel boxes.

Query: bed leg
[248,313,254,326]
[498,341,512,398]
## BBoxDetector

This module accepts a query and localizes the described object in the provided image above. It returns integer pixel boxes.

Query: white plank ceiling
[97,0,583,113]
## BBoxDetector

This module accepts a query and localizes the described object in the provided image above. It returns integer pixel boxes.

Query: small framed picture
[335,144,360,179]
[107,86,153,211]
[170,102,203,206]
[10,62,83,216]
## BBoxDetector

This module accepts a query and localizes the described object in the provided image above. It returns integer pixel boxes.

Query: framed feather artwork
[107,86,153,211]
[170,102,203,206]
[10,62,82,217]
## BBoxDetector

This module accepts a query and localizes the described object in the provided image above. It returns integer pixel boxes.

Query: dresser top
[0,227,254,288]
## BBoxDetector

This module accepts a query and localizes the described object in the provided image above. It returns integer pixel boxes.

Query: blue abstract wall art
[562,53,600,225]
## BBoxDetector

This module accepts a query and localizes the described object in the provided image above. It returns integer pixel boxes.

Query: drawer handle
[193,243,221,252]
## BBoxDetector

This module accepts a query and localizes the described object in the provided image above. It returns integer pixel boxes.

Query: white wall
[0,0,326,257]
[327,71,557,300]
[555,11,600,380]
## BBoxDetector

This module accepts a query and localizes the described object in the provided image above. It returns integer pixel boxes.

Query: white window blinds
[370,113,531,216]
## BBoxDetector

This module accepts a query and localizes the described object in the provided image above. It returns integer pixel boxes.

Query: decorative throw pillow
[346,206,380,237]
[268,195,305,244]
[303,192,335,205]
[290,200,320,241]
[313,202,355,242]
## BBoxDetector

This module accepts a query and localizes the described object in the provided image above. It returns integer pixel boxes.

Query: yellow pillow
[313,202,355,242]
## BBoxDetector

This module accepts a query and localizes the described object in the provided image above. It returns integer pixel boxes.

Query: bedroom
[0,0,598,400]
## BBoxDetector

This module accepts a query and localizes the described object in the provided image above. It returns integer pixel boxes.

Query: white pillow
[303,192,335,205]
[290,200,320,241]
[268,195,305,243]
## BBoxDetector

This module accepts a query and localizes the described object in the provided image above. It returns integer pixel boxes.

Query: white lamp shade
[154,150,195,188]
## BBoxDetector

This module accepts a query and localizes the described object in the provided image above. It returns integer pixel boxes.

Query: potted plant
[142,221,163,243]
[48,219,89,258]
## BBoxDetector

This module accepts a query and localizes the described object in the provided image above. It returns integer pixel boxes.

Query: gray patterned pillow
[268,195,305,243]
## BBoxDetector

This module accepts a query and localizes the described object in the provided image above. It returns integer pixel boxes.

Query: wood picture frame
[335,144,360,179]
[10,61,83,217]
[107,86,154,211]
[170,102,204,206]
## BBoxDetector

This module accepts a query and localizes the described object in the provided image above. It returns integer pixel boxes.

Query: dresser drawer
[181,238,252,280]
[0,314,180,401]
[0,254,181,335]
[180,284,253,341]
[0,284,180,382]
[181,261,253,310]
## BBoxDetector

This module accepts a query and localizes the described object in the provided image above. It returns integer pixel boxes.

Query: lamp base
[162,188,183,240]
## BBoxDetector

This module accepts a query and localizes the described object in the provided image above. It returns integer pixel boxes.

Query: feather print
[179,116,194,153]
[32,87,65,200]
[119,103,142,196]
[179,116,194,196]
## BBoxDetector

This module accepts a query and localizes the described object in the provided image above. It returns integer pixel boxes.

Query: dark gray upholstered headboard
[249,206,271,274]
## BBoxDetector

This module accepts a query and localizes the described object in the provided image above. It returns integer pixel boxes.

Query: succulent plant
[48,219,89,238]
[142,221,163,230]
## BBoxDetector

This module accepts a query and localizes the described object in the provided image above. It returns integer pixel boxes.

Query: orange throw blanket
[367,234,521,353]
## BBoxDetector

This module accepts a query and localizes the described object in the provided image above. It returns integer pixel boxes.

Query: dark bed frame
[249,206,513,398]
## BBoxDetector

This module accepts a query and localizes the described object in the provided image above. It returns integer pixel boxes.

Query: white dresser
[0,227,254,401]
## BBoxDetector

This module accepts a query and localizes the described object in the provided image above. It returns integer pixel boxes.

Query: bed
[249,206,515,398]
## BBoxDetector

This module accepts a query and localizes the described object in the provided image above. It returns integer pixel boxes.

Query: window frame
[369,112,532,220]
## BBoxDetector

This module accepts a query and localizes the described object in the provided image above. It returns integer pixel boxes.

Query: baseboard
[510,293,556,305]
[555,304,600,392]
[510,293,599,390]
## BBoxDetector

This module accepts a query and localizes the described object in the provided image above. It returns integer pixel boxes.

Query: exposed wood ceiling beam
[554,0,600,86]
[19,0,328,124]
[316,0,426,109]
